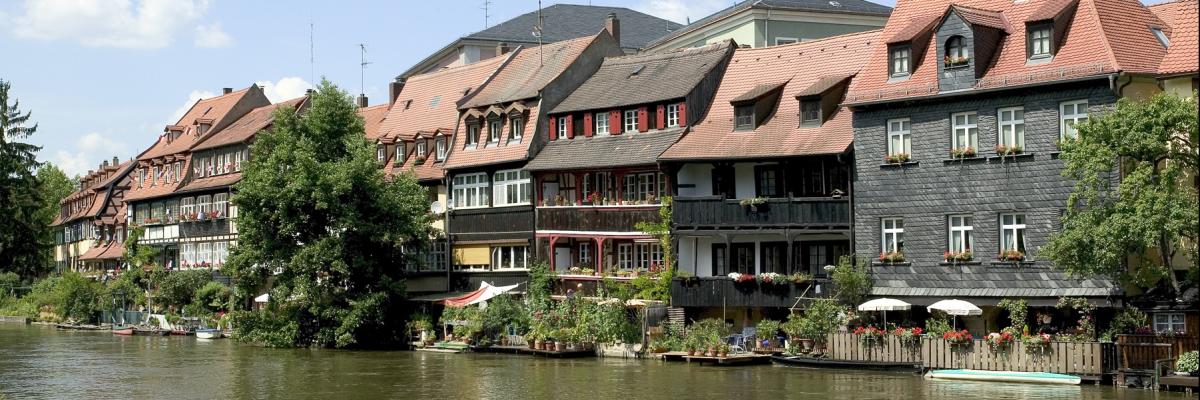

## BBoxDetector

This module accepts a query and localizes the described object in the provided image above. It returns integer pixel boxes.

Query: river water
[0,324,1188,399]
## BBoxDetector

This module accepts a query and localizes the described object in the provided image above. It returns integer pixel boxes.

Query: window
[138,168,146,188]
[666,103,681,128]
[635,242,663,269]
[951,112,978,151]
[213,193,228,218]
[466,124,479,147]
[150,166,158,187]
[999,213,1026,254]
[1028,24,1052,58]
[180,197,195,219]
[734,105,754,130]
[492,245,528,270]
[493,169,531,206]
[800,100,821,125]
[436,137,447,161]
[881,217,904,254]
[775,37,799,45]
[621,172,659,202]
[579,242,592,265]
[948,215,973,253]
[945,35,968,66]
[452,173,489,208]
[1151,28,1170,47]
[887,118,912,157]
[554,115,568,138]
[594,112,609,135]
[761,242,788,274]
[623,110,638,133]
[376,146,386,162]
[417,140,427,158]
[174,162,182,181]
[998,107,1025,149]
[1153,313,1186,334]
[617,243,633,269]
[711,244,728,276]
[488,119,502,143]
[732,243,755,274]
[890,45,912,76]
[396,142,406,163]
[755,166,783,198]
[510,117,524,140]
[1060,100,1088,140]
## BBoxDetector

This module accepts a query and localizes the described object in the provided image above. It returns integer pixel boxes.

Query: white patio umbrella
[927,299,982,330]
[857,298,911,327]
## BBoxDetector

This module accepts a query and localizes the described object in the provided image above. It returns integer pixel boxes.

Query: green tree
[123,227,159,270]
[54,271,101,322]
[226,80,430,348]
[1044,93,1198,293]
[0,79,46,279]
[155,269,212,310]
[831,255,871,306]
[35,163,76,275]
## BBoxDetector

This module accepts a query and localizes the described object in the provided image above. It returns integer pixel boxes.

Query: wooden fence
[823,333,1107,376]
[1115,334,1199,370]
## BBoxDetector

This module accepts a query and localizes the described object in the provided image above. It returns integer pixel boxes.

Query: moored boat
[195,328,221,339]
[133,326,170,336]
[924,369,1082,385]
[112,325,135,335]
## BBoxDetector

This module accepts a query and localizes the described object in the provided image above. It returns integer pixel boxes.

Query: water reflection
[0,325,1189,400]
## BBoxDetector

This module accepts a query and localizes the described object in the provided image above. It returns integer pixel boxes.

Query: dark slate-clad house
[525,40,735,278]
[441,25,624,291]
[657,31,879,325]
[845,0,1181,332]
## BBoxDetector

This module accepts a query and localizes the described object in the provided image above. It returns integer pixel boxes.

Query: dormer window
[466,124,479,147]
[666,103,681,128]
[623,110,638,133]
[556,117,568,139]
[198,123,211,135]
[396,142,406,163]
[488,119,501,143]
[510,116,524,140]
[376,146,386,162]
[436,136,447,161]
[800,99,821,126]
[1028,24,1053,58]
[734,106,755,130]
[890,45,912,77]
[944,36,969,68]
[417,140,427,158]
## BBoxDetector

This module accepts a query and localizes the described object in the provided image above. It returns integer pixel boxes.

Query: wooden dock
[477,345,596,358]
[654,351,771,365]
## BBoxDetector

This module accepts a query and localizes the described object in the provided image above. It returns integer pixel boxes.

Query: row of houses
[52,0,1197,334]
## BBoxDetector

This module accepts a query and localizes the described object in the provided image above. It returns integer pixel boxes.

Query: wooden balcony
[670,277,819,308]
[537,205,660,232]
[448,206,534,241]
[673,196,849,230]
[178,218,231,238]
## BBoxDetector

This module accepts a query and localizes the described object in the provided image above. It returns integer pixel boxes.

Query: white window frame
[891,46,911,76]
[197,195,212,215]
[999,213,1026,253]
[510,116,524,140]
[493,169,531,207]
[666,104,681,128]
[213,193,228,218]
[775,37,799,45]
[623,110,638,133]
[594,112,609,136]
[1060,100,1088,140]
[492,245,528,270]
[948,215,973,253]
[1153,313,1186,334]
[435,136,447,161]
[488,119,502,143]
[635,242,662,269]
[466,124,479,147]
[395,142,406,164]
[180,197,194,219]
[997,107,1025,149]
[452,173,489,209]
[617,243,634,269]
[376,146,386,162]
[556,117,568,139]
[881,217,904,253]
[951,112,978,151]
[416,140,427,158]
[887,118,912,157]
[579,242,592,265]
[1030,26,1052,57]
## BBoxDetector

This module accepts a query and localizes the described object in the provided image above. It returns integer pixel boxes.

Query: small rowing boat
[925,369,1082,385]
[133,326,170,336]
[195,328,221,339]
[112,325,135,335]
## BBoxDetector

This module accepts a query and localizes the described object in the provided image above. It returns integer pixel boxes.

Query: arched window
[945,36,968,67]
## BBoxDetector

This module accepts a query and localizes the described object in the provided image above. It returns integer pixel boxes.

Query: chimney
[739,44,751,49]
[102,160,109,168]
[305,88,315,96]
[605,12,621,45]
[356,94,369,108]
[113,156,119,166]
[222,87,233,94]
[388,78,406,107]
[496,42,510,55]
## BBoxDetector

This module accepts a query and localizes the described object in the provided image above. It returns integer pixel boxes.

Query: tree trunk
[1158,234,1181,295]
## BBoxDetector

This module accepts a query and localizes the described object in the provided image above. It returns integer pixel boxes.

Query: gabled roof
[53,160,134,226]
[730,81,788,104]
[139,85,268,160]
[386,138,446,183]
[551,41,734,114]
[526,126,685,171]
[847,0,1172,104]
[948,4,1010,32]
[359,103,390,141]
[191,96,308,152]
[402,4,681,78]
[660,30,879,161]
[646,0,892,49]
[459,34,602,108]
[378,56,506,141]
[1151,0,1199,76]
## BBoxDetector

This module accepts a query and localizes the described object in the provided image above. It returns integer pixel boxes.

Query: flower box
[997,250,1024,262]
[884,153,911,164]
[728,272,756,284]
[893,327,924,347]
[949,147,976,159]
[854,326,886,345]
[878,251,905,263]
[994,144,1023,156]
[944,56,970,68]
[944,329,973,347]
[986,331,1016,352]
[1021,333,1052,355]
[943,250,973,262]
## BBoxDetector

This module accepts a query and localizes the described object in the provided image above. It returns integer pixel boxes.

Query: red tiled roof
[951,4,1010,32]
[78,243,109,261]
[1152,0,1199,75]
[139,86,262,161]
[443,104,542,169]
[192,97,306,152]
[82,241,125,261]
[386,140,446,182]
[847,0,1170,104]
[359,103,390,141]
[176,172,242,194]
[124,157,190,202]
[459,34,602,108]
[53,160,134,226]
[377,57,505,141]
[660,31,879,161]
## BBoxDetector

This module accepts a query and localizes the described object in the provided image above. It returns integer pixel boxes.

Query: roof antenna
[359,43,372,98]
[309,20,316,85]
[482,0,492,28]
[533,0,544,67]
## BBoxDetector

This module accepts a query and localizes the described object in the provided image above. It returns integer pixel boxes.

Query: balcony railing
[179,218,231,238]
[673,196,849,229]
[448,206,534,240]
[537,205,659,232]
[670,277,820,308]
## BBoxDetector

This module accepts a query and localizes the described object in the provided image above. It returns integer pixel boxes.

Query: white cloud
[170,89,215,124]
[53,132,129,176]
[9,0,220,49]
[194,22,232,48]
[255,77,314,103]
[634,0,729,25]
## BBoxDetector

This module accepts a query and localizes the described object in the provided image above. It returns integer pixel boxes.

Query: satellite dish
[430,201,444,215]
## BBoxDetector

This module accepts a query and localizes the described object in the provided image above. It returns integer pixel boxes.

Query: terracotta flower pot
[800,338,814,352]
[531,340,540,349]
[687,349,696,356]
[554,342,564,352]
[706,346,716,357]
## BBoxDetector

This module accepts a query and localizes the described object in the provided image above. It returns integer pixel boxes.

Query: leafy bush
[191,281,232,314]
[1101,307,1148,341]
[997,298,1028,333]
[689,318,731,348]
[831,255,870,306]
[755,319,782,340]
[1177,351,1198,373]
[54,272,102,323]
[156,270,213,310]
[231,309,300,347]
[925,313,953,337]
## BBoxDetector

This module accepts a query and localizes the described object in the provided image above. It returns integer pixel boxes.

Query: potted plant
[1021,333,1052,355]
[943,329,973,348]
[995,144,1023,156]
[581,267,595,276]
[568,266,582,275]
[738,197,768,212]
[878,251,906,264]
[884,153,911,164]
[756,319,782,350]
[985,331,1015,352]
[789,272,814,285]
[944,250,973,262]
[1176,351,1198,376]
[997,250,1024,262]
[717,343,729,357]
[950,146,976,159]
[757,272,785,286]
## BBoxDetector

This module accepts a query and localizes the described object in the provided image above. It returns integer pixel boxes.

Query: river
[0,324,1188,399]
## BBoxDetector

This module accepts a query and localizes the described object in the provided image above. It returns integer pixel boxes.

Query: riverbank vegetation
[226,80,431,349]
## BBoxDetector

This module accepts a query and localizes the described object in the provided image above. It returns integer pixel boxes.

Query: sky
[0,0,1164,177]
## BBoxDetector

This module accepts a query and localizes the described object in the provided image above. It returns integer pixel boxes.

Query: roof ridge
[734,28,880,54]
[1149,0,1196,8]
[601,41,730,66]
[407,54,508,82]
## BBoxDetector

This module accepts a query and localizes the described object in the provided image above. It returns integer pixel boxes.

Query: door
[555,245,572,271]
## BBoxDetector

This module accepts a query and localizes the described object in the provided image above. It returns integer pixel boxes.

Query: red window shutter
[678,102,687,126]
[637,106,649,132]
[583,113,594,137]
[548,116,557,141]
[656,105,666,130]
[610,110,622,135]
[565,115,574,139]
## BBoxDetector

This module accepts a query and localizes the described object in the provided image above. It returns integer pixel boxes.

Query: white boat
[195,328,221,339]
[925,369,1082,385]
